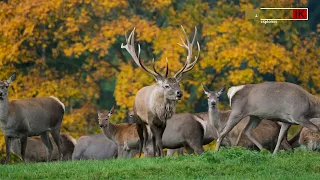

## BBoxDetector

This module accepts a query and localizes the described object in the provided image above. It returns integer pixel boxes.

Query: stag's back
[7,96,64,136]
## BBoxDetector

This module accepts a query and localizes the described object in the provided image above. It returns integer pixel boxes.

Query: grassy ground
[1,147,320,180]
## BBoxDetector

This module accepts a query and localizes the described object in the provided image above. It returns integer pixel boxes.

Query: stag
[0,73,65,163]
[215,82,320,154]
[98,106,140,158]
[11,133,75,162]
[72,133,118,160]
[201,84,292,151]
[121,26,200,157]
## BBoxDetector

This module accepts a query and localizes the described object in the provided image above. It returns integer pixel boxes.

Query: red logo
[292,9,308,19]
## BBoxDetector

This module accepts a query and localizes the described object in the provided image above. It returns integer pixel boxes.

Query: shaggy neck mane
[151,86,176,123]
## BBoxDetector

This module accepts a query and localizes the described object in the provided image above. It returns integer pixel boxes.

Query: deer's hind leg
[50,128,62,160]
[20,135,28,162]
[40,131,53,162]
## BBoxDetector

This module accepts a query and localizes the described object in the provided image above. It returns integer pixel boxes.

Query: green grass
[1,147,320,180]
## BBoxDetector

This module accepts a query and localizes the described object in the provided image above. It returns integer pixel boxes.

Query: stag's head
[0,72,16,100]
[202,84,225,108]
[97,106,115,128]
[121,26,200,101]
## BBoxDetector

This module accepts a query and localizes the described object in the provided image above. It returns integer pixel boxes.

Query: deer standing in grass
[98,106,140,158]
[121,26,200,157]
[200,84,292,151]
[215,82,320,154]
[0,73,65,163]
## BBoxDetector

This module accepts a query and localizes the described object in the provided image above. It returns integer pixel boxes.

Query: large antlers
[174,26,200,80]
[121,26,199,80]
[121,28,168,80]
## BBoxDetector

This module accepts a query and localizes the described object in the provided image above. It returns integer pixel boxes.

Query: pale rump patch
[49,96,65,112]
[192,115,207,137]
[227,85,245,107]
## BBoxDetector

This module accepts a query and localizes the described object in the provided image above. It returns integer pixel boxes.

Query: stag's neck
[0,98,9,128]
[150,87,176,122]
[208,107,221,133]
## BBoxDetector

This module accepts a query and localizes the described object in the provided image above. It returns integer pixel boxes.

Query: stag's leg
[177,148,184,156]
[5,136,12,164]
[215,111,246,151]
[188,142,204,155]
[143,124,150,156]
[273,123,291,154]
[20,135,28,162]
[50,129,62,160]
[150,124,165,157]
[40,131,53,162]
[136,122,144,158]
[242,116,264,150]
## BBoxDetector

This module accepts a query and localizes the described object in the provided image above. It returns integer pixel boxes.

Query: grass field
[1,147,320,180]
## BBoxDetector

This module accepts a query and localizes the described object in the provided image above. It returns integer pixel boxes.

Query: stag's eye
[164,84,170,89]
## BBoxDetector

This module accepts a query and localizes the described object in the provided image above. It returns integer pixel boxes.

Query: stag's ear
[216,86,226,98]
[201,83,210,96]
[7,72,16,84]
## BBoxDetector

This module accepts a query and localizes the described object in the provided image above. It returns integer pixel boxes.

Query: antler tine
[121,28,161,78]
[151,58,163,77]
[174,26,200,79]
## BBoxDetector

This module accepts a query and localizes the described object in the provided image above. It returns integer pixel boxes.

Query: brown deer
[0,73,65,163]
[10,133,75,162]
[201,84,292,151]
[215,82,320,154]
[121,26,200,157]
[299,119,320,151]
[98,106,140,158]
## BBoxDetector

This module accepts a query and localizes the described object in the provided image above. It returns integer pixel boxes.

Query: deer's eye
[164,84,170,89]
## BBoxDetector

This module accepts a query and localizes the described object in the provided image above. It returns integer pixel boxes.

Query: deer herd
[1,25,320,164]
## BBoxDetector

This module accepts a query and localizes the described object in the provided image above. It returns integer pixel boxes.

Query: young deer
[299,119,320,151]
[0,73,65,163]
[121,26,200,157]
[201,84,292,151]
[214,82,320,154]
[98,106,140,158]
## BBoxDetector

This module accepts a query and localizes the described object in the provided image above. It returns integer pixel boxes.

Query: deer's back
[73,133,117,160]
[230,82,312,123]
[113,123,139,145]
[162,113,204,149]
[6,97,64,136]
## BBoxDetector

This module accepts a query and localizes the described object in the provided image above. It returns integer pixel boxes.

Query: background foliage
[0,0,319,161]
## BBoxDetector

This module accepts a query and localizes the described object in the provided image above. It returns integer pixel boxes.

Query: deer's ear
[97,107,101,115]
[201,83,210,96]
[7,72,16,84]
[216,86,226,98]
[109,105,115,114]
